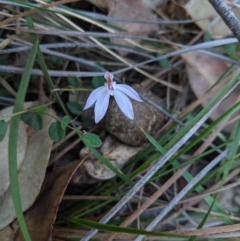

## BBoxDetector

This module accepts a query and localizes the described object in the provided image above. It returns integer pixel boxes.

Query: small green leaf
[72,218,186,238]
[21,112,43,131]
[157,53,170,68]
[81,133,102,147]
[224,43,238,56]
[0,120,7,141]
[67,76,80,88]
[51,55,63,66]
[203,31,211,42]
[48,121,66,142]
[92,76,105,88]
[67,101,82,115]
[61,115,71,130]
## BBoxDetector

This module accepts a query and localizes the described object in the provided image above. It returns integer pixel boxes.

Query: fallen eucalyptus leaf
[0,104,55,230]
[108,0,158,55]
[0,121,27,197]
[183,52,240,132]
[14,160,82,241]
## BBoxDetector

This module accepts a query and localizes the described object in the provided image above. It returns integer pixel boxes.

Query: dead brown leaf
[0,226,15,241]
[183,52,240,132]
[108,0,158,55]
[14,160,83,241]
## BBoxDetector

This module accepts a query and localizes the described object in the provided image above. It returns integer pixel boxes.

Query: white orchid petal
[94,90,110,123]
[83,86,106,110]
[114,90,134,120]
[116,84,142,102]
[104,71,114,81]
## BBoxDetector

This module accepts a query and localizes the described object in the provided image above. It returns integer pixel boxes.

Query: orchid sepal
[83,71,142,123]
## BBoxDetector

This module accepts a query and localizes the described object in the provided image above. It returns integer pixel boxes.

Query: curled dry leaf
[183,0,240,38]
[80,135,141,180]
[183,52,240,132]
[14,160,82,241]
[108,0,158,55]
[0,103,55,230]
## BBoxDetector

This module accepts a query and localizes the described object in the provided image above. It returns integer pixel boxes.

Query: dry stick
[209,0,240,43]
[0,0,80,27]
[48,138,81,166]
[62,195,163,205]
[188,206,240,222]
[80,80,239,241]
[171,223,240,237]
[53,227,240,240]
[0,76,17,97]
[106,117,230,241]
[180,180,240,206]
[0,39,238,77]
[54,228,185,241]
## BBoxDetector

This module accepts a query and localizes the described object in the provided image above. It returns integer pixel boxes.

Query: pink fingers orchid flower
[83,71,142,123]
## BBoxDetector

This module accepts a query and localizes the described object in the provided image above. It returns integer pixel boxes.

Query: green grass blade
[189,194,218,241]
[143,131,167,155]
[8,39,39,241]
[71,218,186,238]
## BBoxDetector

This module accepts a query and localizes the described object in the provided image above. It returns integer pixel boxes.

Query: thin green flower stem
[8,40,38,241]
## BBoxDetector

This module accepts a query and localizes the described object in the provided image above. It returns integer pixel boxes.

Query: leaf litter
[1,0,240,240]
